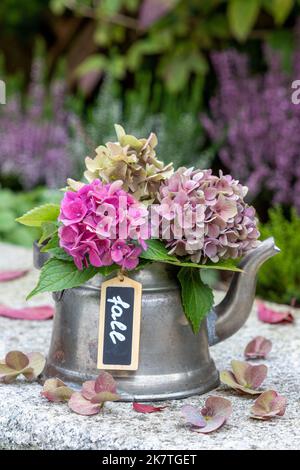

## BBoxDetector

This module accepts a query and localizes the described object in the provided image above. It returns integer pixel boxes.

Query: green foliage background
[257,208,300,305]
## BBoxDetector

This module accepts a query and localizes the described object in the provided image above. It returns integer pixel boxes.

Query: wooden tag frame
[97,275,142,371]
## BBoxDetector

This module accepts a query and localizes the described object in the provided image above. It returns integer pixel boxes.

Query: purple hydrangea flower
[157,167,259,263]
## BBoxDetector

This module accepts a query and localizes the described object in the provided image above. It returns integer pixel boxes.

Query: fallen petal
[193,415,226,434]
[181,405,206,428]
[25,352,46,379]
[219,370,239,389]
[0,305,54,321]
[245,364,268,390]
[0,364,20,383]
[133,402,167,413]
[0,270,29,282]
[251,390,287,420]
[201,396,232,420]
[42,378,74,402]
[82,380,97,400]
[220,361,267,395]
[91,391,120,403]
[231,360,249,386]
[95,371,117,394]
[5,351,29,370]
[244,336,272,359]
[68,392,102,416]
[257,303,294,324]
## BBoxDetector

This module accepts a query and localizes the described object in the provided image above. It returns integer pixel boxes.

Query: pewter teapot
[34,237,279,401]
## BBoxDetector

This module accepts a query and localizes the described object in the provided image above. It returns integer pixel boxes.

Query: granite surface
[0,242,299,450]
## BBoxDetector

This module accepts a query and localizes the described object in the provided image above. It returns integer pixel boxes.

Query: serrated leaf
[47,247,73,262]
[16,204,60,227]
[178,268,214,333]
[228,0,260,41]
[140,240,242,272]
[41,233,59,252]
[140,239,178,262]
[38,222,58,245]
[27,258,98,299]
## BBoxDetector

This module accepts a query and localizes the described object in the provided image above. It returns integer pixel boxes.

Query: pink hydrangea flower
[58,179,148,270]
[157,167,260,263]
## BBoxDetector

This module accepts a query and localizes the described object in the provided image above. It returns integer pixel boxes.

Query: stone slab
[0,243,299,450]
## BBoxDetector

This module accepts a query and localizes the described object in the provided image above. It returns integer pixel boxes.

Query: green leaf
[140,239,242,272]
[41,233,59,252]
[27,259,98,299]
[16,204,60,227]
[263,0,294,25]
[38,222,58,245]
[97,264,119,276]
[178,267,214,333]
[140,239,178,262]
[228,0,260,41]
[76,55,107,77]
[47,247,73,262]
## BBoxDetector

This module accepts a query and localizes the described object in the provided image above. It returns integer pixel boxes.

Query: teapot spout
[208,237,280,345]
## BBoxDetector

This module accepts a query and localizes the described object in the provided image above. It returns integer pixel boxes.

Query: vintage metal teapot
[34,237,279,401]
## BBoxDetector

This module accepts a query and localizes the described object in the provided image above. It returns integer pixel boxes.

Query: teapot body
[45,263,219,400]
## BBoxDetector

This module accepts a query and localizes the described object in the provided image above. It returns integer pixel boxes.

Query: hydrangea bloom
[157,167,260,263]
[58,180,148,270]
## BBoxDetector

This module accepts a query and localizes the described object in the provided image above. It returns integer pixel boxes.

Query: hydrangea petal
[68,392,102,416]
[181,405,206,428]
[0,270,29,282]
[95,371,117,394]
[251,390,287,420]
[42,378,74,402]
[132,403,167,413]
[244,336,272,359]
[257,302,294,324]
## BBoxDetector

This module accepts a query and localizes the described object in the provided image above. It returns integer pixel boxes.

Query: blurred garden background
[0,0,300,305]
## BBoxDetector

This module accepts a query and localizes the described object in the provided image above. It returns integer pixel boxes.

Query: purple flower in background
[201,27,300,213]
[0,58,79,188]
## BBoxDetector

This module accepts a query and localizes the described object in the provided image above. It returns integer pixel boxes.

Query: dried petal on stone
[0,304,54,320]
[0,351,45,383]
[0,270,29,282]
[244,336,272,359]
[6,351,29,370]
[81,380,97,401]
[257,302,294,324]
[251,390,287,420]
[25,352,46,379]
[81,373,119,404]
[91,391,120,403]
[220,360,267,395]
[181,405,206,428]
[132,402,167,413]
[68,392,102,416]
[95,371,117,394]
[182,396,232,434]
[41,378,74,403]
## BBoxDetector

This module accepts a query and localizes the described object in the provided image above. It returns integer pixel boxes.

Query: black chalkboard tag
[97,274,142,371]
